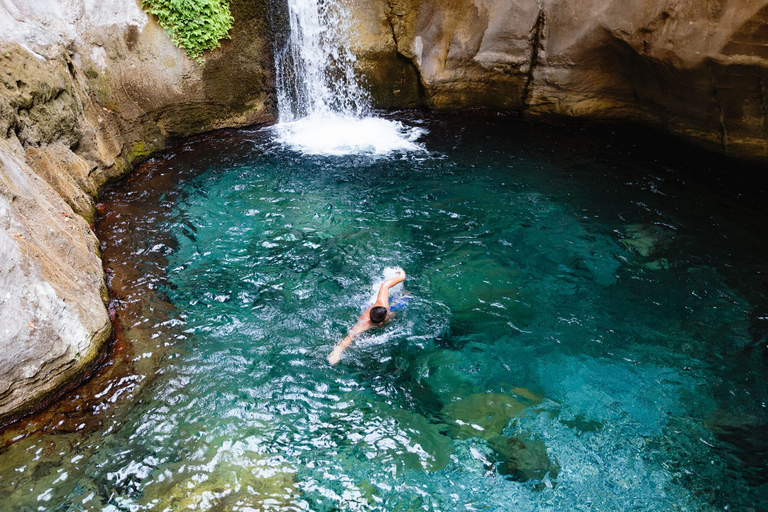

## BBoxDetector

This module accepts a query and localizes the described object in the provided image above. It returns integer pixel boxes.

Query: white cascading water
[274,0,423,155]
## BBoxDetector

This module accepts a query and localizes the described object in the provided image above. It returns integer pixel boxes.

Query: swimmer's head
[369,306,388,324]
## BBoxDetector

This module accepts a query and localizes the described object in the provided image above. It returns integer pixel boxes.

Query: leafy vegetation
[142,0,234,63]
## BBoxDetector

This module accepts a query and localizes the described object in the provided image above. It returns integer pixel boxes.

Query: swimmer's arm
[328,313,371,365]
[327,336,352,366]
[375,270,406,308]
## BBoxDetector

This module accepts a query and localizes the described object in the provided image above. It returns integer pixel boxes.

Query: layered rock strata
[0,0,273,424]
[353,0,768,161]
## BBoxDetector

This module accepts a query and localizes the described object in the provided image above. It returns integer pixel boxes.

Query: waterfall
[274,0,423,155]
[275,0,368,121]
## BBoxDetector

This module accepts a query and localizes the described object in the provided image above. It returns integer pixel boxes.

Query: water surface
[1,112,767,511]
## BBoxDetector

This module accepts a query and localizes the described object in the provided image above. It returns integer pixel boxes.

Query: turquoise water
[1,112,767,510]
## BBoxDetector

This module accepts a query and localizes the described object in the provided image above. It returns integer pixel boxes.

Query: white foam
[275,113,425,156]
[275,0,426,157]
[369,267,405,301]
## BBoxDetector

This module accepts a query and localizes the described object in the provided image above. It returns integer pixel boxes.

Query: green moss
[127,140,154,163]
[141,0,234,63]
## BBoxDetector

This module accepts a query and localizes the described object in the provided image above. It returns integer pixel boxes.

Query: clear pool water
[1,112,767,511]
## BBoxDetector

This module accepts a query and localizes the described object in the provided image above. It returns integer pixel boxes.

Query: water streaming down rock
[274,0,423,155]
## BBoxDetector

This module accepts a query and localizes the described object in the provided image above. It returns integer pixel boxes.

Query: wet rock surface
[0,0,274,424]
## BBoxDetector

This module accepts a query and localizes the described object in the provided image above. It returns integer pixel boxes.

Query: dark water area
[1,111,767,510]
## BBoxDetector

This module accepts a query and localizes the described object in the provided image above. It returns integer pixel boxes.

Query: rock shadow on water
[706,411,768,488]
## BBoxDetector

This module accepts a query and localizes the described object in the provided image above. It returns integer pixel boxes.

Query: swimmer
[328,269,406,365]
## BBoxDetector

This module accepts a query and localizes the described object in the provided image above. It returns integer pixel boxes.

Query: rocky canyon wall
[352,0,768,160]
[0,0,274,424]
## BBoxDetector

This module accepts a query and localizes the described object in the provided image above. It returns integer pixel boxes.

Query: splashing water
[274,0,423,154]
[276,114,424,155]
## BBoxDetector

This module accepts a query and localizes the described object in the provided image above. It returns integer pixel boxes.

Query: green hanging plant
[142,0,234,63]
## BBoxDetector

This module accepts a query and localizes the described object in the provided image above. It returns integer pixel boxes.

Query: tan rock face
[0,136,109,422]
[347,0,424,107]
[0,0,274,424]
[353,0,768,161]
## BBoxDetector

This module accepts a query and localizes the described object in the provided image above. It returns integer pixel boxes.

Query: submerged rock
[441,391,560,481]
[488,433,561,482]
[376,405,455,472]
[621,224,675,258]
[412,349,476,403]
[705,411,768,487]
[442,392,538,440]
[139,459,301,511]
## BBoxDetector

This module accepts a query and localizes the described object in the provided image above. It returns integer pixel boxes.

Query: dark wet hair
[369,306,388,324]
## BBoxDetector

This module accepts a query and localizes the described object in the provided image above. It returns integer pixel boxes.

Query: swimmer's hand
[329,331,357,366]
[328,346,343,366]
[387,269,406,287]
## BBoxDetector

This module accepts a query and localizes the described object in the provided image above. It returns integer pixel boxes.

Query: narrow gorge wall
[0,0,274,424]
[352,0,768,161]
